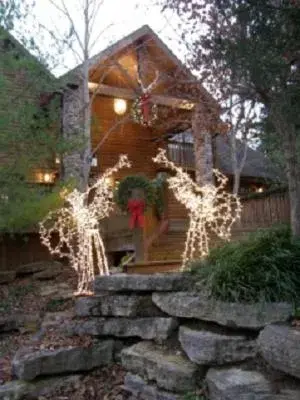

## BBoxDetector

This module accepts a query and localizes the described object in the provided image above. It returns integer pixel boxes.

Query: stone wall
[73,274,300,399]
[3,273,300,400]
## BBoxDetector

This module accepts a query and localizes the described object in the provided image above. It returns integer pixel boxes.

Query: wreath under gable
[114,176,155,229]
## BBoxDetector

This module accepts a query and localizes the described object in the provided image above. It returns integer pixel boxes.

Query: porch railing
[166,141,195,169]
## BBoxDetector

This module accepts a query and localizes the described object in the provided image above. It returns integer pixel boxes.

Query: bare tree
[45,0,113,191]
[225,97,257,194]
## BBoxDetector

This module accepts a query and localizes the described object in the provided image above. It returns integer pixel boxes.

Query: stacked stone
[90,274,299,400]
[75,273,197,399]
[4,273,300,400]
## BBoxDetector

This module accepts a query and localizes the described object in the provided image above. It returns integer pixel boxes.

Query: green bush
[190,226,300,304]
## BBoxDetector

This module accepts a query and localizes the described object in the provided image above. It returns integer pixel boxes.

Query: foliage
[161,0,300,234]
[190,226,300,304]
[0,6,78,232]
[114,175,156,212]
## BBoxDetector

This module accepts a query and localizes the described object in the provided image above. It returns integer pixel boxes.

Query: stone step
[0,375,80,400]
[121,341,200,393]
[67,317,178,341]
[206,367,272,400]
[124,373,183,400]
[75,294,164,317]
[258,324,300,379]
[12,340,114,381]
[94,273,192,293]
[179,326,257,365]
[0,270,16,284]
[152,292,293,330]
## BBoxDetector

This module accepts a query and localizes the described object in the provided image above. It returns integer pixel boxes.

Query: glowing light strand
[153,149,242,268]
[39,155,131,293]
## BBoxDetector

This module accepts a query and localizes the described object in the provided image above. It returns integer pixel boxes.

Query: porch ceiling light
[114,98,127,115]
[43,172,53,183]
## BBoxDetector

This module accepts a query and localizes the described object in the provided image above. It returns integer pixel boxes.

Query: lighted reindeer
[40,155,131,293]
[153,149,241,269]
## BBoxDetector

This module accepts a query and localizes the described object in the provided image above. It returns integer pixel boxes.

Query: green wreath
[114,175,155,212]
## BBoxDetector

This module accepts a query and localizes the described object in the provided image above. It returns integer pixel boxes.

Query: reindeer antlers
[137,69,160,94]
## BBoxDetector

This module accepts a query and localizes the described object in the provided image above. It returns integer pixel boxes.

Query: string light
[153,149,242,269]
[39,155,131,293]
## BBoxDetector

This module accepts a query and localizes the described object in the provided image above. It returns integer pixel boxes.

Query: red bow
[127,199,145,229]
[141,94,150,124]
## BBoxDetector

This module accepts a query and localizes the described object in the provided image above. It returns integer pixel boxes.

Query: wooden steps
[125,260,182,274]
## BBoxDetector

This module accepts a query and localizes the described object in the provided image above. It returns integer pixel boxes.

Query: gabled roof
[61,25,197,86]
[214,135,282,181]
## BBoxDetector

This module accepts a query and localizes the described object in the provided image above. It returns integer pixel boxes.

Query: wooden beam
[88,82,194,110]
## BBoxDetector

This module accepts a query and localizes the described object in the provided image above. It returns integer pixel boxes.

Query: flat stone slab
[152,292,293,330]
[94,273,192,293]
[273,389,300,400]
[258,324,300,379]
[0,270,16,284]
[206,367,272,400]
[0,314,41,334]
[67,317,178,340]
[75,294,164,317]
[121,341,199,393]
[12,340,113,380]
[32,265,62,280]
[124,373,183,400]
[0,375,80,400]
[17,261,62,276]
[179,326,257,365]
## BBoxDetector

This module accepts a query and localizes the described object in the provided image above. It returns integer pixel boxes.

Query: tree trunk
[62,85,85,188]
[283,127,300,237]
[192,104,214,185]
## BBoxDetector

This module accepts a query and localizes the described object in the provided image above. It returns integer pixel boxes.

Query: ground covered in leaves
[0,266,130,399]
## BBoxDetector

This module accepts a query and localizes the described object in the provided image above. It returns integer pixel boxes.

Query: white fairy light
[39,155,131,293]
[153,149,242,269]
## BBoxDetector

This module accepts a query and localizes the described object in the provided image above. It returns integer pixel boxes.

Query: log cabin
[59,25,280,273]
[0,25,282,272]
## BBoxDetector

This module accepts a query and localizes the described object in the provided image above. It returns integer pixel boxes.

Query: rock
[17,260,62,276]
[258,324,300,379]
[67,317,178,341]
[0,381,29,400]
[179,326,257,365]
[273,389,300,400]
[121,341,199,393]
[0,270,16,284]
[32,265,62,280]
[39,282,73,299]
[12,340,113,381]
[0,314,40,333]
[124,373,183,400]
[94,273,192,293]
[152,292,293,330]
[206,367,272,400]
[75,294,164,317]
[0,375,81,400]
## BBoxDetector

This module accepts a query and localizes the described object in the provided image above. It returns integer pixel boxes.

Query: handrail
[144,217,169,261]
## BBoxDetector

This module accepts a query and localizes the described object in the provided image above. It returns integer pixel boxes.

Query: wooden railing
[166,141,195,169]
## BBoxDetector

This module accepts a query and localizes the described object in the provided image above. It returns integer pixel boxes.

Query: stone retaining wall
[3,273,300,400]
[75,274,300,400]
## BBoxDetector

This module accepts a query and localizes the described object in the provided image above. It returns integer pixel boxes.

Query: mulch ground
[0,267,131,399]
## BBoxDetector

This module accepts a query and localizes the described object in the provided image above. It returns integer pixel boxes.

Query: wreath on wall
[114,176,155,228]
[131,95,158,127]
[114,175,168,228]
